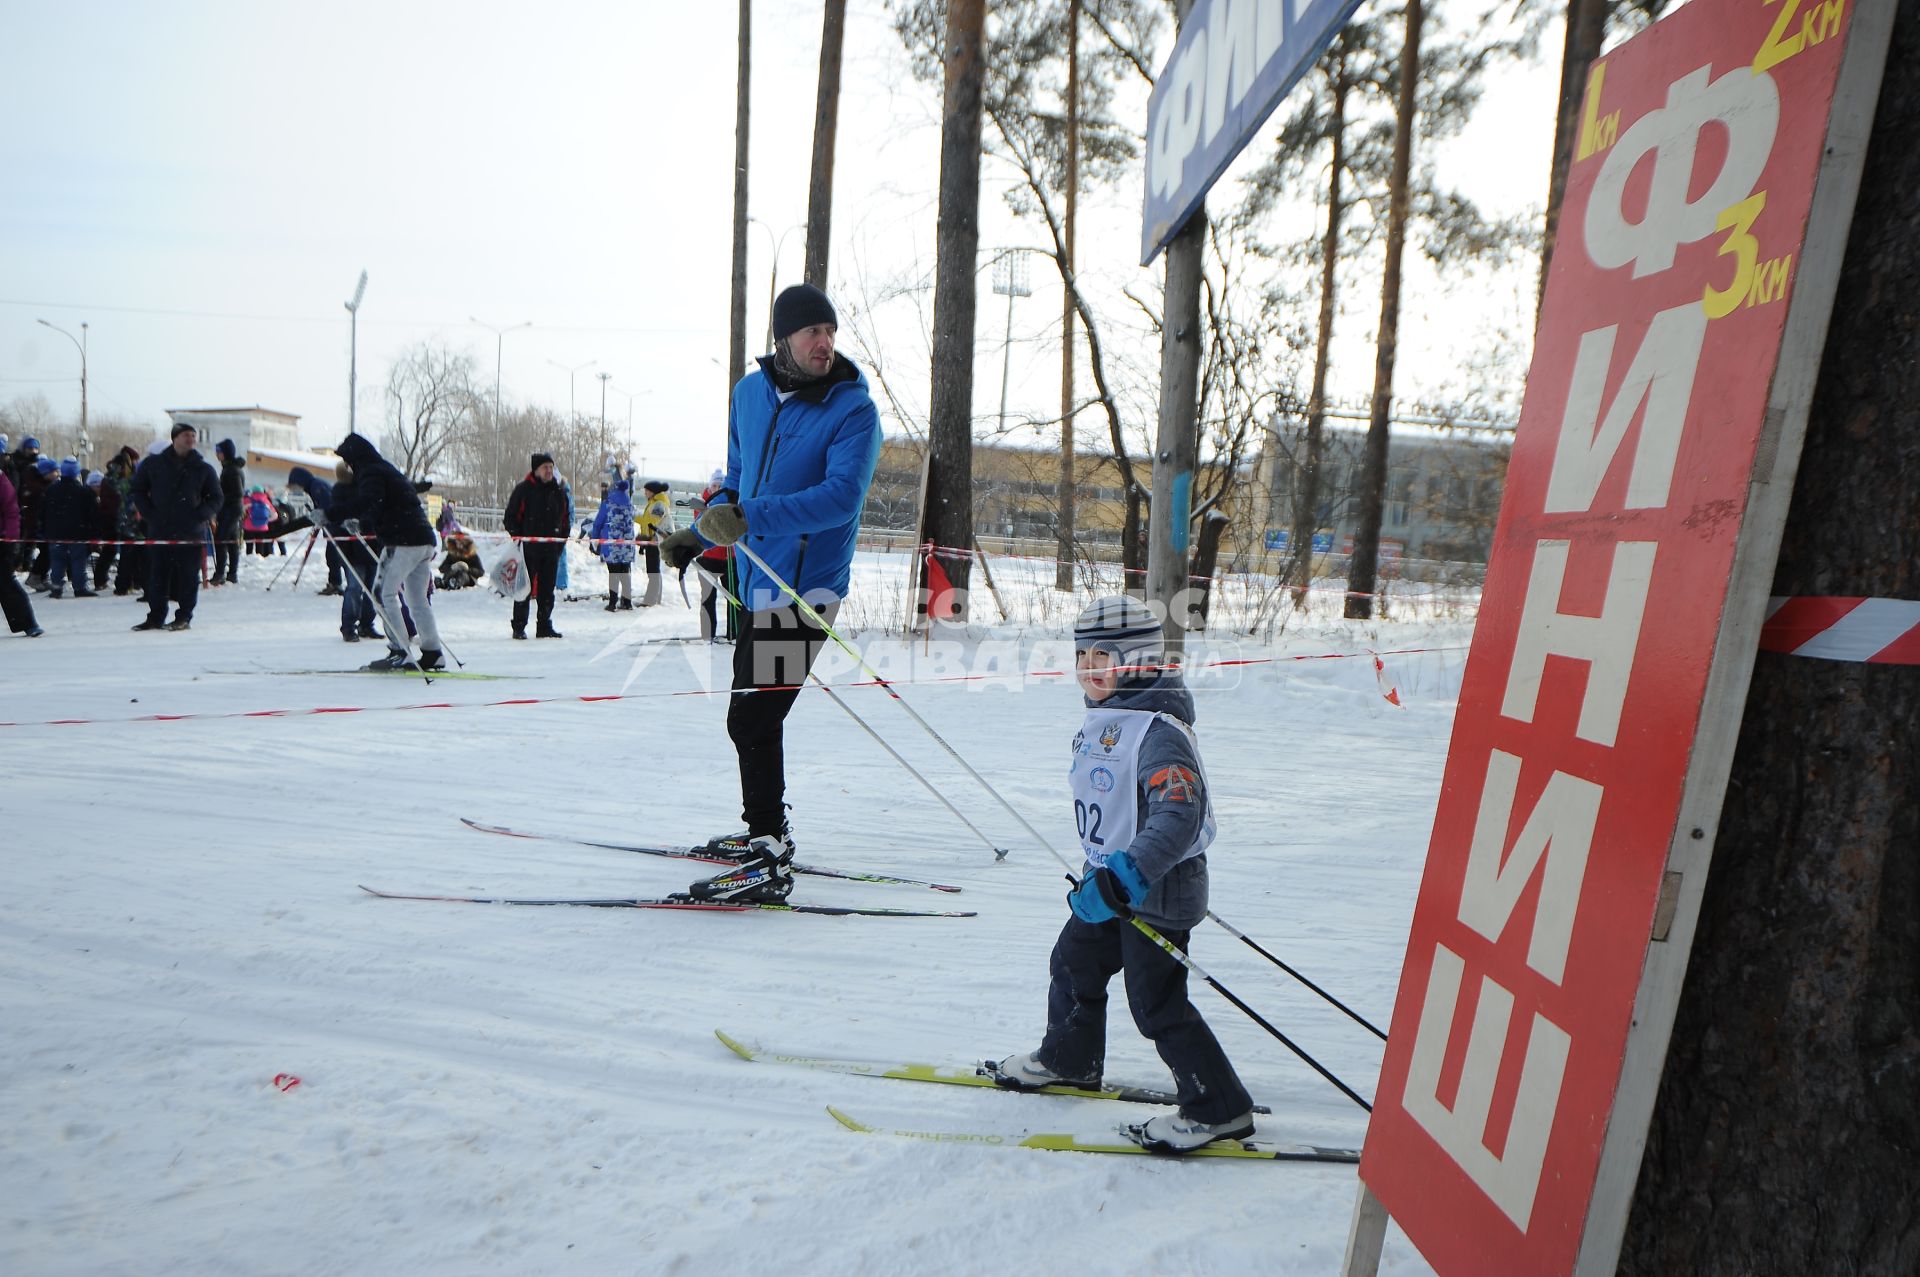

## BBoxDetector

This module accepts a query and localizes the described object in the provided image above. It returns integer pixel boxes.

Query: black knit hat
[642,480,669,494]
[170,421,196,438]
[531,452,554,471]
[771,283,836,341]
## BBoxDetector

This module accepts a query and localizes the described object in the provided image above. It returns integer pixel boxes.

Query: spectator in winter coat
[590,479,637,611]
[18,452,53,591]
[503,453,570,639]
[436,532,483,590]
[634,481,672,606]
[315,435,440,669]
[655,283,882,903]
[286,464,378,642]
[213,439,244,585]
[129,423,222,631]
[692,468,734,642]
[40,457,99,598]
[242,487,277,556]
[0,469,43,637]
[89,470,118,591]
[103,447,143,595]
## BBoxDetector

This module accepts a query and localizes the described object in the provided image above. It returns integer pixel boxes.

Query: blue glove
[1066,851,1152,924]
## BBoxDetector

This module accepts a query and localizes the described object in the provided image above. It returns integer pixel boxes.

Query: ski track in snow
[2,550,1459,1275]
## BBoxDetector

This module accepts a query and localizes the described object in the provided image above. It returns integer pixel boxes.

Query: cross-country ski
[459,816,964,892]
[357,884,974,919]
[714,1030,1272,1113]
[825,1107,1360,1164]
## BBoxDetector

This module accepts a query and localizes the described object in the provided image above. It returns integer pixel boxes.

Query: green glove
[657,527,703,572]
[697,503,749,547]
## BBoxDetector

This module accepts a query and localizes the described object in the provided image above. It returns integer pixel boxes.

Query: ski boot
[686,833,796,903]
[1126,1109,1257,1154]
[364,649,413,672]
[986,1051,1102,1093]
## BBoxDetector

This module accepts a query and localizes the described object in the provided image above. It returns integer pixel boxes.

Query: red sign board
[1358,3,1885,1274]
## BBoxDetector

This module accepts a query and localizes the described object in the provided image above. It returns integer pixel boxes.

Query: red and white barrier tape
[0,645,1465,729]
[1760,596,1920,665]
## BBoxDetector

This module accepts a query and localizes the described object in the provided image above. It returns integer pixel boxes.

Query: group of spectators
[1,422,731,648]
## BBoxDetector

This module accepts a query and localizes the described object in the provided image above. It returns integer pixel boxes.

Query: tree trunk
[1620,7,1920,1272]
[1188,508,1229,632]
[1346,0,1422,621]
[1056,0,1080,593]
[922,0,986,610]
[728,0,752,386]
[1539,0,1609,314]
[804,0,847,290]
[1292,43,1349,605]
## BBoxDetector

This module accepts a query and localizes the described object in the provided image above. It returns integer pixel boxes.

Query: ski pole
[290,525,319,589]
[267,528,315,592]
[732,538,1047,861]
[1205,913,1388,1041]
[732,539,1374,1108]
[697,559,1010,858]
[1115,904,1373,1111]
[318,524,433,687]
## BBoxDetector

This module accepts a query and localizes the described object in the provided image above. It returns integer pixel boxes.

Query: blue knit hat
[36,456,56,475]
[59,456,79,480]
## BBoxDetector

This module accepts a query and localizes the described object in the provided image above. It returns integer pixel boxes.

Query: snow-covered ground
[2,546,1468,1276]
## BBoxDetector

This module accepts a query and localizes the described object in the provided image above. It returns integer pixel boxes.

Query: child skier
[591,479,637,610]
[993,594,1255,1153]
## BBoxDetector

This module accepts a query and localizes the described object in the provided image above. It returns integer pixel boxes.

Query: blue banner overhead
[1141,0,1369,265]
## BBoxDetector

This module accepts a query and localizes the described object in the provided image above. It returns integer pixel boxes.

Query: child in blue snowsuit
[591,480,637,611]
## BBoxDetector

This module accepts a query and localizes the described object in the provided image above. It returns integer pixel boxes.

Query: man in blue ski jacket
[658,283,881,903]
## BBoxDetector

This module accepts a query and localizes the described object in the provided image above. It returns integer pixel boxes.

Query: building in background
[164,406,338,491]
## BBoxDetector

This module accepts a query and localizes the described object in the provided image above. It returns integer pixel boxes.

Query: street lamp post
[747,216,805,354]
[470,317,532,424]
[989,250,1032,437]
[548,357,596,480]
[472,316,531,503]
[344,271,368,435]
[35,318,88,461]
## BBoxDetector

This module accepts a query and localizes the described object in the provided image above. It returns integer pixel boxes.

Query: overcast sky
[2,0,1557,482]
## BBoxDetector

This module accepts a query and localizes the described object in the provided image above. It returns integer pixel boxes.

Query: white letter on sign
[1546,302,1709,513]
[1150,34,1208,200]
[1203,0,1260,145]
[1403,945,1573,1230]
[1584,64,1780,278]
[1459,750,1603,985]
[1502,540,1658,748]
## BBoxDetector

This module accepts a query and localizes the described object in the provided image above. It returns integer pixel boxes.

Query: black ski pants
[512,541,563,632]
[1037,913,1253,1124]
[726,602,837,837]
[0,543,37,633]
[145,543,202,625]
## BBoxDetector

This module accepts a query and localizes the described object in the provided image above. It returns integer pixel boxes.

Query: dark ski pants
[0,544,37,633]
[115,540,144,594]
[1037,914,1253,1124]
[92,540,117,589]
[726,602,837,836]
[214,517,239,581]
[513,542,563,632]
[145,543,202,624]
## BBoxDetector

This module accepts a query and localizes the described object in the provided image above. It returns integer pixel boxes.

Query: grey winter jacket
[1083,674,1213,930]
